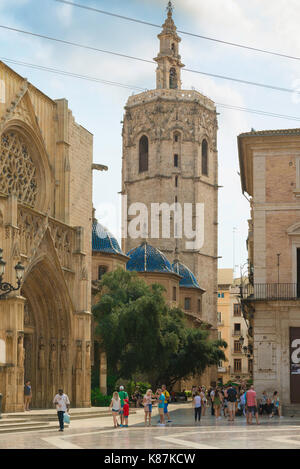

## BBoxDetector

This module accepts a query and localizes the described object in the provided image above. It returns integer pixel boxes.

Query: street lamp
[0,249,24,299]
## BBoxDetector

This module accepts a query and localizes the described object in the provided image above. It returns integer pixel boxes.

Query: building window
[98,265,108,280]
[174,132,180,143]
[234,359,242,373]
[234,304,241,316]
[201,139,208,176]
[218,331,222,341]
[234,340,242,353]
[175,176,178,187]
[139,135,148,173]
[173,286,177,302]
[248,359,253,373]
[184,297,191,311]
[234,323,241,335]
[198,299,202,313]
[218,292,224,298]
[217,312,222,323]
[174,154,179,167]
[169,67,177,89]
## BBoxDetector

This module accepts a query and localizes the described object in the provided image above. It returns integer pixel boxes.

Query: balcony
[241,284,300,301]
[218,366,227,373]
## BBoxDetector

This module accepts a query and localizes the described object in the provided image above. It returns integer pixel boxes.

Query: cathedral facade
[0,62,93,411]
[121,6,219,334]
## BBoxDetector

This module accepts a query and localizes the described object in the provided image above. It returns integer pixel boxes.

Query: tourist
[259,391,268,415]
[200,387,207,416]
[109,391,121,429]
[123,398,130,427]
[271,391,282,418]
[162,384,172,423]
[156,388,165,426]
[118,385,128,427]
[226,384,237,422]
[193,391,202,424]
[24,380,32,411]
[53,389,70,432]
[265,398,273,416]
[212,388,223,420]
[239,389,247,417]
[246,385,259,425]
[209,387,215,416]
[143,389,153,426]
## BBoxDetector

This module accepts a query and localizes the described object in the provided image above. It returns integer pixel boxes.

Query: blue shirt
[158,393,165,408]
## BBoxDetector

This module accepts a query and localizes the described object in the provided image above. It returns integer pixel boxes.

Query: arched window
[175,176,178,187]
[174,132,181,143]
[98,265,108,280]
[174,154,179,167]
[171,43,176,55]
[139,135,149,173]
[169,68,177,89]
[201,139,208,176]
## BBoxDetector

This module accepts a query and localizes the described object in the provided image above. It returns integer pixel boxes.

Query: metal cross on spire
[167,1,174,15]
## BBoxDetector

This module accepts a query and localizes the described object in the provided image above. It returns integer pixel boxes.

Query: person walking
[193,392,202,424]
[53,389,70,432]
[259,391,268,416]
[143,389,153,426]
[118,385,128,427]
[123,398,130,427]
[246,385,259,425]
[226,385,237,422]
[209,387,215,416]
[109,391,121,428]
[200,387,207,416]
[24,380,32,411]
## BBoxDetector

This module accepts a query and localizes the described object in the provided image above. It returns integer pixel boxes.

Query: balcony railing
[241,283,300,301]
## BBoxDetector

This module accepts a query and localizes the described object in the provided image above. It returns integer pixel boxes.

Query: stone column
[99,351,107,395]
[0,296,25,412]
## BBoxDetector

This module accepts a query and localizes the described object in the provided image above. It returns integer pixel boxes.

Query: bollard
[0,393,2,419]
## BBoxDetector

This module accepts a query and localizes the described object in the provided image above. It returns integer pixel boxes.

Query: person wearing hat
[118,385,128,427]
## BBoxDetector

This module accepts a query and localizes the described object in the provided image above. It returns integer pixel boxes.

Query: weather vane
[167,1,174,15]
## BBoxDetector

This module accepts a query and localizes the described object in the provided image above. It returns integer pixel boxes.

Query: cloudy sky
[1,0,300,275]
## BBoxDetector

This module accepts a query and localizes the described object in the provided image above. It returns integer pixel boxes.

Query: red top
[246,390,257,407]
[123,402,129,417]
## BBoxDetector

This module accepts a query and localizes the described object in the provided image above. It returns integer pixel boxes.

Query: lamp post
[0,249,24,299]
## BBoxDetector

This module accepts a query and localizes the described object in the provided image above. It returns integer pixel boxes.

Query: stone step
[0,421,50,433]
[283,405,300,416]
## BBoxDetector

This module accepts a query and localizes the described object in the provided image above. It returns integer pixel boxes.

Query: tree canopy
[92,268,226,387]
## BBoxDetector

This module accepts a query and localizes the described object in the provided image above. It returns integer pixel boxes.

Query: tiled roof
[172,260,202,289]
[239,128,300,138]
[92,221,124,255]
[126,242,174,273]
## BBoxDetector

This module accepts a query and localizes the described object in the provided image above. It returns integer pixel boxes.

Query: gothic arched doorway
[21,257,72,409]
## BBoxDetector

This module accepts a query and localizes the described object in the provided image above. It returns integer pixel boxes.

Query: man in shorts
[162,384,172,423]
[246,385,259,425]
[226,385,237,422]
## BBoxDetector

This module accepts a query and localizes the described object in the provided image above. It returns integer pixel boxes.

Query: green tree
[92,268,226,387]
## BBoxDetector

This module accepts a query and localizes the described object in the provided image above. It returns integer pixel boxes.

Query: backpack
[227,388,237,402]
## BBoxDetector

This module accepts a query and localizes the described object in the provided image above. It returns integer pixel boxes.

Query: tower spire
[154,2,184,90]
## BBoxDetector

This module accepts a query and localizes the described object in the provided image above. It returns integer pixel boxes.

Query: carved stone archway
[21,257,73,408]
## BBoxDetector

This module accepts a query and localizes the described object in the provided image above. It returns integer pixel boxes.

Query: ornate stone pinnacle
[167,1,174,16]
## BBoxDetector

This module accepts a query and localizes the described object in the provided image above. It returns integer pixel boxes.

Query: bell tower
[122,1,219,350]
[154,1,184,90]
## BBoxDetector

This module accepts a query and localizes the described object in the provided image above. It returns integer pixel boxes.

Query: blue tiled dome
[172,260,201,289]
[126,242,174,273]
[92,221,124,255]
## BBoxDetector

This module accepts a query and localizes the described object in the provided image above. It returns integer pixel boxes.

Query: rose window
[0,131,38,207]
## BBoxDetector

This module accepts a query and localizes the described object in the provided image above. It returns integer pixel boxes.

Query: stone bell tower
[122,2,219,338]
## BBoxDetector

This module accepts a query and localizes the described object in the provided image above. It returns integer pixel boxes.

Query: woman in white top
[193,392,202,424]
[143,389,153,426]
[109,391,121,428]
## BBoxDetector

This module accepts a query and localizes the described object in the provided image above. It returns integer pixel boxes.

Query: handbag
[64,412,70,424]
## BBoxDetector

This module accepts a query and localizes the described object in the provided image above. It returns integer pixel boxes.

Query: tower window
[174,154,178,167]
[184,297,191,311]
[174,132,181,143]
[175,176,178,187]
[171,43,176,54]
[169,67,177,89]
[139,135,149,173]
[202,139,208,176]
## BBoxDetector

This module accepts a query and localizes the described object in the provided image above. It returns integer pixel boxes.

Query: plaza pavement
[1,403,300,449]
